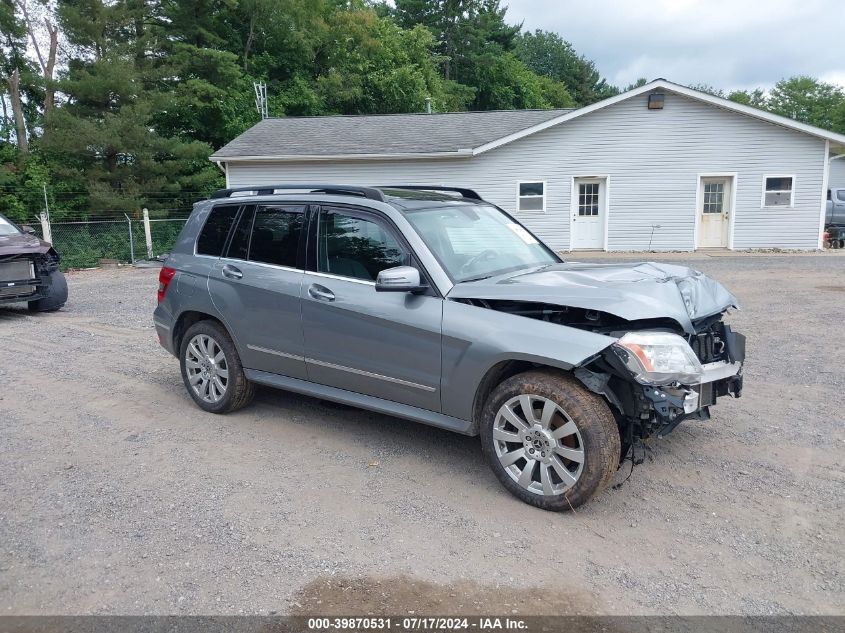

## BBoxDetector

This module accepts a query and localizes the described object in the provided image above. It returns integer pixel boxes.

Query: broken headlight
[613,331,703,386]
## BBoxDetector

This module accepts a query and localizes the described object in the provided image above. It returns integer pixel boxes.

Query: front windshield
[404,204,559,282]
[0,216,21,236]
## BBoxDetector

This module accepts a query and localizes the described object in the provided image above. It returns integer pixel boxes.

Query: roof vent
[648,93,665,110]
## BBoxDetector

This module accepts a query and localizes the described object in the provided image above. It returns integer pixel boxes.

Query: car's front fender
[439,300,616,422]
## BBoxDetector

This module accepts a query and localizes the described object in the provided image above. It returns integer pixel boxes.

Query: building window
[578,182,600,216]
[762,176,794,207]
[517,182,545,212]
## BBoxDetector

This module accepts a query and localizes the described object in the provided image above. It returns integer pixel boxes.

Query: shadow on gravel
[252,385,485,465]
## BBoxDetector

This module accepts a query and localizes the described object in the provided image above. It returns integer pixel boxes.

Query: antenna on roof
[254,82,268,119]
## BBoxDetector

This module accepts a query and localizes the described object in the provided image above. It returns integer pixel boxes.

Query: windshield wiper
[459,275,493,283]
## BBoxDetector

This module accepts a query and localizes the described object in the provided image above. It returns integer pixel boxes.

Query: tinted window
[318,209,408,281]
[196,205,239,256]
[248,205,305,268]
[226,206,255,260]
[838,190,845,202]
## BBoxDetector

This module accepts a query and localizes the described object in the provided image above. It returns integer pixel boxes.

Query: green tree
[726,88,767,109]
[40,0,222,216]
[688,83,724,97]
[392,1,573,110]
[515,30,616,105]
[767,76,845,133]
[314,9,458,114]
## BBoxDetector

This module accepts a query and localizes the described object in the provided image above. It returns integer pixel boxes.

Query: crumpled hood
[447,261,739,334]
[0,232,53,256]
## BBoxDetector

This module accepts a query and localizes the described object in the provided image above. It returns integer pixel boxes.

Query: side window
[318,209,408,281]
[196,205,240,256]
[226,206,255,260]
[762,176,794,207]
[517,182,545,212]
[248,205,305,268]
[838,190,845,202]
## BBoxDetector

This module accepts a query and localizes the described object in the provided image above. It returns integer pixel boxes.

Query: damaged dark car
[0,213,67,312]
[154,185,744,511]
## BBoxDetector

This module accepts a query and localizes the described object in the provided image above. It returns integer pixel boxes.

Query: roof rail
[381,185,483,200]
[210,184,386,201]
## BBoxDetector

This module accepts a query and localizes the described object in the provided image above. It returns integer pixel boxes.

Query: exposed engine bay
[0,251,62,306]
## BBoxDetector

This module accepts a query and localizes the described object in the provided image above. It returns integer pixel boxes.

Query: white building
[211,79,845,251]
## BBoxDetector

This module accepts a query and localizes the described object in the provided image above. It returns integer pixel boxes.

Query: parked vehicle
[154,185,745,511]
[0,213,68,311]
[827,187,845,225]
[826,188,845,248]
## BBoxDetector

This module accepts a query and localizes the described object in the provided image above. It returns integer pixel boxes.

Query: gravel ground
[0,254,843,616]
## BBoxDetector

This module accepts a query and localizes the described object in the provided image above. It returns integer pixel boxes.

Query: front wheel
[179,320,255,414]
[480,370,621,511]
[28,270,68,312]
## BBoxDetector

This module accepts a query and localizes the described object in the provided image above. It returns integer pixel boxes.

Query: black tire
[179,320,255,414]
[480,369,621,511]
[28,270,68,312]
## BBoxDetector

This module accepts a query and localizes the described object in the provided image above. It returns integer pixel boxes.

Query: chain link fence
[34,214,189,270]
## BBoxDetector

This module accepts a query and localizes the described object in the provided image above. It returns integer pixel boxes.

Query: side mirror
[375,265,424,293]
[20,225,36,235]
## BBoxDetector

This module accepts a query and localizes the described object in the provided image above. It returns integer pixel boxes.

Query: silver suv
[154,185,745,511]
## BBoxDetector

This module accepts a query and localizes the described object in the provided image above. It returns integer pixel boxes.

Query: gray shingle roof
[210,109,573,159]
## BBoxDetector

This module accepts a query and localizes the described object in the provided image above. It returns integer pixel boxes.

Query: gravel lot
[1,254,843,616]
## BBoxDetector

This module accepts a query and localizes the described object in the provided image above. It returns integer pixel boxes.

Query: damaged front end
[450,261,746,442]
[580,316,745,441]
[0,250,61,306]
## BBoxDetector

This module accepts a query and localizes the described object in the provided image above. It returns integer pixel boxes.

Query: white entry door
[697,177,731,248]
[571,178,606,249]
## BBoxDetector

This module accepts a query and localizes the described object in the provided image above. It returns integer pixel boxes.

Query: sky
[504,0,845,92]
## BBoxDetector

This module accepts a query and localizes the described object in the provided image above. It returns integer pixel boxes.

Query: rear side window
[196,205,240,256]
[249,205,305,268]
[226,206,255,260]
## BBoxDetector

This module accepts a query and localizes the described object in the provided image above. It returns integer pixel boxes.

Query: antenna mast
[254,82,268,119]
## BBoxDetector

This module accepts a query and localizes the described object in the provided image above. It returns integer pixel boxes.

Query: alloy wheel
[185,334,229,404]
[493,394,585,496]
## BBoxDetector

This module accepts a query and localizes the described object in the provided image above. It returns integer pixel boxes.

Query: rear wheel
[179,320,255,414]
[480,369,620,511]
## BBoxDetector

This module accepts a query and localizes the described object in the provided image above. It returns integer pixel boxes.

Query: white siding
[226,92,826,251]
[829,156,845,190]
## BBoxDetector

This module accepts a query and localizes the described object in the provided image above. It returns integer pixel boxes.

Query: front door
[571,178,606,249]
[697,177,731,248]
[301,206,443,412]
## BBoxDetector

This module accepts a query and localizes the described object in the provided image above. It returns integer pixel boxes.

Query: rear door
[209,203,308,379]
[301,205,443,411]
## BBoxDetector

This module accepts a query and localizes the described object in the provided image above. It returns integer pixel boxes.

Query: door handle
[222,263,243,280]
[308,283,335,302]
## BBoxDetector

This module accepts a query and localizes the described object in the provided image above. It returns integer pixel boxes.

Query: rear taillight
[158,266,176,303]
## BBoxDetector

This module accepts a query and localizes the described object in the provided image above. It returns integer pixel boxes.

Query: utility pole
[42,184,51,224]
